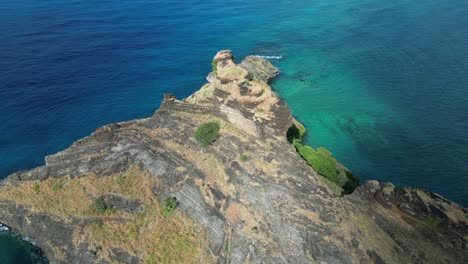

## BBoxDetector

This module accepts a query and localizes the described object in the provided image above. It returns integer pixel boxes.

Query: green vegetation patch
[294,143,338,181]
[211,59,218,76]
[287,121,359,194]
[195,121,220,147]
[163,197,179,217]
[34,183,40,194]
[424,216,441,226]
[51,178,67,192]
[114,172,128,186]
[92,196,108,214]
[240,155,248,162]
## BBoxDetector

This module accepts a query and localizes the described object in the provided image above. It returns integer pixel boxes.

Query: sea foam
[254,55,283,59]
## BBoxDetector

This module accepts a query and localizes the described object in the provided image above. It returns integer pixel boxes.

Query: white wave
[254,55,283,59]
[23,236,36,245]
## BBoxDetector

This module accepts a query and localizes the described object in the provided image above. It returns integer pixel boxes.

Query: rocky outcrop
[0,51,466,264]
[188,50,292,138]
[239,55,280,83]
[103,194,144,214]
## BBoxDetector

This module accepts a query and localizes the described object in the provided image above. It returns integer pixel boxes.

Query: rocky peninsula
[0,51,466,263]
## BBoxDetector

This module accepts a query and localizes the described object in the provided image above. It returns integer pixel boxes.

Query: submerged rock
[0,51,466,264]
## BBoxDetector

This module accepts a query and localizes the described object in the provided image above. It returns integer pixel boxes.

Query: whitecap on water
[254,55,283,59]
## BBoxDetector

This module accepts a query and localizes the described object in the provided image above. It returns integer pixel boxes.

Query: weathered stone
[109,248,139,264]
[239,55,280,83]
[0,52,466,264]
[103,194,143,213]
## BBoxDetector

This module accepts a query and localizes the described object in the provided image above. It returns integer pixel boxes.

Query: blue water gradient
[1,0,468,260]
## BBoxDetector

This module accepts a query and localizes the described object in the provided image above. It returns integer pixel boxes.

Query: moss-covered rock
[288,120,359,194]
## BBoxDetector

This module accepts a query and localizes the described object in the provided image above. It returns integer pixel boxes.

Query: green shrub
[195,121,220,147]
[425,216,440,226]
[51,178,67,192]
[92,196,108,214]
[127,225,140,238]
[114,172,128,186]
[211,59,218,76]
[34,183,40,194]
[163,197,179,217]
[240,155,247,162]
[296,145,338,182]
[288,123,359,194]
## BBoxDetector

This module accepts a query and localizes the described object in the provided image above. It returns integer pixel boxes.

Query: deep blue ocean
[1,0,468,261]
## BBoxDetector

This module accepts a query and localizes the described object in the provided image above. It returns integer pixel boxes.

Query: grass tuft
[424,216,441,226]
[114,172,128,186]
[92,196,107,214]
[34,183,40,194]
[195,121,220,148]
[240,155,248,162]
[211,59,218,76]
[163,197,179,217]
[51,178,67,192]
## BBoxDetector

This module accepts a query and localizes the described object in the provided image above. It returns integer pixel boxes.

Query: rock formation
[0,51,466,264]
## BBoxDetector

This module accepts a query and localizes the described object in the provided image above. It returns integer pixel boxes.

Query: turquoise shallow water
[1,0,468,260]
[269,0,468,205]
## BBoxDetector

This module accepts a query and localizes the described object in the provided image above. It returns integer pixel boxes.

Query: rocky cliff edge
[0,51,467,264]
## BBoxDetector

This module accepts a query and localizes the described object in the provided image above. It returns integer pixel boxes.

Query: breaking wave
[254,55,283,59]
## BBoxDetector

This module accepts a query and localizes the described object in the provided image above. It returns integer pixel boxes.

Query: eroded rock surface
[0,51,466,264]
[103,194,144,214]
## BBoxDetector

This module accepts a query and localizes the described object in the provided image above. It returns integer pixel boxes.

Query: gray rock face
[0,201,101,264]
[239,56,280,83]
[0,51,467,264]
[103,194,143,213]
[109,248,139,264]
